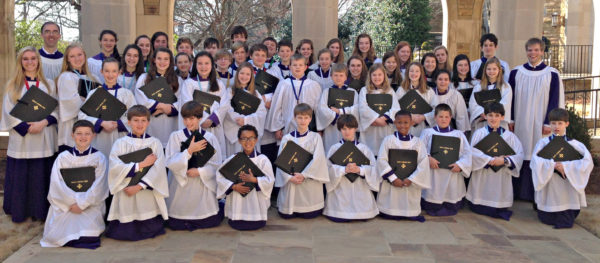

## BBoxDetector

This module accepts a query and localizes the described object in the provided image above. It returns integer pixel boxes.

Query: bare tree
[15,0,80,37]
[174,0,291,48]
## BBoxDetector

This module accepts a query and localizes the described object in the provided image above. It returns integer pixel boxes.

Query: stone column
[80,0,137,55]
[444,0,485,63]
[135,0,175,50]
[1,0,15,91]
[489,0,545,68]
[292,0,338,53]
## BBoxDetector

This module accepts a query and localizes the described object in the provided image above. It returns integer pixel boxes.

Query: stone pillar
[1,0,15,91]
[80,0,137,56]
[292,0,338,52]
[444,0,485,63]
[135,0,175,50]
[489,0,545,68]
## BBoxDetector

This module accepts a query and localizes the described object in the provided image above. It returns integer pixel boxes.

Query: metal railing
[563,75,600,136]
[544,45,593,78]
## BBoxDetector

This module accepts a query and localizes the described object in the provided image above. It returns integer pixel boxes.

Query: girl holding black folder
[223,62,267,157]
[79,58,136,157]
[396,62,436,137]
[357,64,400,155]
[57,43,99,153]
[134,47,180,148]
[0,47,58,222]
[468,58,513,132]
[450,55,478,111]
[181,51,230,159]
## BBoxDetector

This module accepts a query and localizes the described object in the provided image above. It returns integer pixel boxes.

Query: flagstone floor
[4,201,600,263]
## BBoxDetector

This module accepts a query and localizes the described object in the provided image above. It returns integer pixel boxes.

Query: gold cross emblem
[443,149,448,154]
[493,148,498,153]
[401,164,406,169]
[378,106,383,111]
[559,153,564,158]
[412,105,416,109]
[157,93,162,98]
[293,158,298,163]
[340,102,344,106]
[348,158,353,162]
[102,105,107,110]
[77,184,82,189]
[33,106,39,110]
[241,105,246,110]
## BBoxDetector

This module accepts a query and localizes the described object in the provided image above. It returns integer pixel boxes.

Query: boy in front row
[165,101,224,230]
[467,102,524,220]
[105,105,169,241]
[276,104,329,218]
[531,108,593,228]
[41,120,108,249]
[377,111,431,222]
[420,104,472,216]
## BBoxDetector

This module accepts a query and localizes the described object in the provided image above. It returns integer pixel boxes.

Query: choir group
[1,22,594,249]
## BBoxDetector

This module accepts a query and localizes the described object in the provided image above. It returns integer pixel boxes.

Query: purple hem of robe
[325,215,370,223]
[167,202,224,231]
[513,160,535,201]
[278,209,323,219]
[228,219,266,230]
[537,209,580,229]
[420,198,464,217]
[105,215,165,241]
[64,236,101,249]
[3,156,53,222]
[379,212,426,222]
[467,201,512,221]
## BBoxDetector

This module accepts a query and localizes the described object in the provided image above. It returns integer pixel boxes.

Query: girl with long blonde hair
[0,46,58,222]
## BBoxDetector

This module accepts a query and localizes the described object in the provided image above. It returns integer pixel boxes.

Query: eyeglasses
[239,137,257,142]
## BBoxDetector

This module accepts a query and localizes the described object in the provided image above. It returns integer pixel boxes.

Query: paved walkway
[4,201,600,263]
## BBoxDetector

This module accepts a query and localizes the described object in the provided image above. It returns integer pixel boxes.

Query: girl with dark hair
[181,51,230,159]
[420,52,437,88]
[119,44,144,92]
[134,47,180,147]
[87,30,121,83]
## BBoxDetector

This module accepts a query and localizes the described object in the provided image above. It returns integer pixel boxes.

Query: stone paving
[4,201,600,263]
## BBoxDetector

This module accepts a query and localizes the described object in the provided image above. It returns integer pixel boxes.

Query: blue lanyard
[73,70,91,94]
[290,78,305,104]
[121,74,135,91]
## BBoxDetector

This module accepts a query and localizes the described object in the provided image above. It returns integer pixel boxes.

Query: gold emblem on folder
[493,148,498,153]
[340,102,344,106]
[102,105,107,110]
[294,158,298,163]
[241,105,246,110]
[401,164,406,169]
[157,93,162,98]
[559,153,564,158]
[378,106,383,111]
[348,158,353,162]
[33,106,39,110]
[77,184,82,189]
[443,149,448,154]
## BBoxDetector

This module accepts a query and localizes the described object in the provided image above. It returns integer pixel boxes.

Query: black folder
[254,70,279,95]
[474,89,501,107]
[537,137,583,178]
[274,140,314,175]
[218,152,265,197]
[398,89,433,115]
[329,141,371,182]
[348,79,364,92]
[60,166,95,192]
[474,132,516,172]
[430,135,461,169]
[388,149,418,180]
[192,90,221,114]
[118,147,154,187]
[139,77,177,104]
[231,88,261,115]
[366,93,393,116]
[458,88,473,109]
[78,79,102,98]
[180,130,216,168]
[9,85,58,122]
[390,83,400,92]
[327,88,355,109]
[80,87,127,121]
